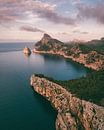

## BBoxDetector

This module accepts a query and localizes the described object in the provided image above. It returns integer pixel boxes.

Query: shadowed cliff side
[30,75,104,130]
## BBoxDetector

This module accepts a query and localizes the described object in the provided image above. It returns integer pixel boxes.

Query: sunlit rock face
[30,75,104,130]
[23,47,31,55]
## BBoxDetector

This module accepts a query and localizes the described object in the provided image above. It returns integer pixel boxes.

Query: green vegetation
[35,70,104,106]
[35,41,51,51]
[55,71,104,106]
[87,39,104,54]
[34,35,104,106]
[67,42,104,55]
[77,44,92,53]
[77,39,104,54]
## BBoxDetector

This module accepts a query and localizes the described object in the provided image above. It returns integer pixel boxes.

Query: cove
[0,51,90,130]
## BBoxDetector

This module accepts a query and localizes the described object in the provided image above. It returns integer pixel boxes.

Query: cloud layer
[73,30,88,34]
[77,3,104,24]
[20,26,44,33]
[0,0,104,41]
[0,0,104,26]
[0,0,75,25]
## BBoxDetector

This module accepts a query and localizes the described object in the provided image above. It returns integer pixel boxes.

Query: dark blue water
[0,42,34,52]
[0,43,90,130]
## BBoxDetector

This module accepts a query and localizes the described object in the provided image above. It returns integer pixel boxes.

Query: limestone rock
[23,46,31,55]
[30,75,104,130]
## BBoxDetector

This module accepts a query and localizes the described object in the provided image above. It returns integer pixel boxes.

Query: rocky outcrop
[34,33,64,51]
[23,46,31,55]
[33,34,104,71]
[30,75,104,130]
[41,34,53,44]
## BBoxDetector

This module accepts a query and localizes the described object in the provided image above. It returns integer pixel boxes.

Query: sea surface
[0,43,90,130]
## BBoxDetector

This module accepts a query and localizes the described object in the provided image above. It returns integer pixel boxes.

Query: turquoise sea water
[0,43,90,130]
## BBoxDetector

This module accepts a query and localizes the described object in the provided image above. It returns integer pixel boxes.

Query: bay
[0,43,90,130]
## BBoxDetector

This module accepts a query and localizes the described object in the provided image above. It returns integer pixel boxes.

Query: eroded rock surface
[30,75,104,130]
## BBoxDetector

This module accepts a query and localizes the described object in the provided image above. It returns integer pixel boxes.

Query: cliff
[30,75,104,130]
[33,34,104,71]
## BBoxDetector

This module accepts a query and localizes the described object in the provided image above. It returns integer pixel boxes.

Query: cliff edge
[30,75,104,130]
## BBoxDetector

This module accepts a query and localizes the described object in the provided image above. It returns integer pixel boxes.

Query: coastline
[31,48,104,129]
[33,50,99,71]
[30,75,104,130]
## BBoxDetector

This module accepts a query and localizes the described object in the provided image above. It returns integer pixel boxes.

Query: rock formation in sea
[33,34,104,71]
[30,75,104,130]
[23,46,31,55]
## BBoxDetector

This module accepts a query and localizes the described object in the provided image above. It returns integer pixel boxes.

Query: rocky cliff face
[34,34,104,71]
[30,75,104,130]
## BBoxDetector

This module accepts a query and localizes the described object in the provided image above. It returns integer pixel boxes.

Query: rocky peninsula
[31,34,104,129]
[33,34,104,71]
[30,75,104,130]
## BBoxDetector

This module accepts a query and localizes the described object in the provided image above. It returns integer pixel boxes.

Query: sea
[0,42,90,130]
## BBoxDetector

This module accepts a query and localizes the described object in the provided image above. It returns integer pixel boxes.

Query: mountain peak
[40,34,52,44]
[35,33,64,51]
[43,33,52,39]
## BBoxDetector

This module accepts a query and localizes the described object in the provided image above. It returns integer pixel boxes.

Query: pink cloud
[20,25,44,33]
[77,3,104,24]
[0,0,75,25]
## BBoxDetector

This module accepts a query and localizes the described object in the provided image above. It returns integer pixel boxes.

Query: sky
[0,0,104,42]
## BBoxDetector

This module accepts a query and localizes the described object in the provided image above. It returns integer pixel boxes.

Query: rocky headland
[30,75,104,130]
[31,34,104,129]
[33,34,104,71]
